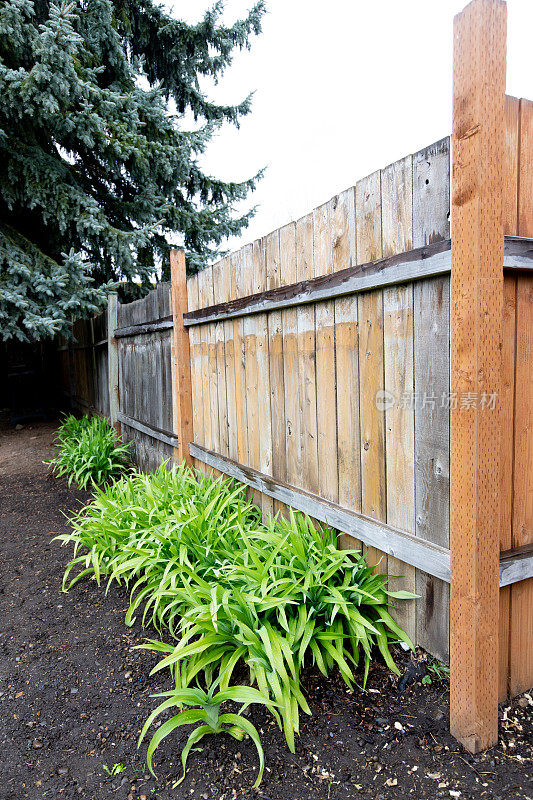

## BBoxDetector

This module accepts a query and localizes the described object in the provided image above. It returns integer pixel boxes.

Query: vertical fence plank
[332,189,360,549]
[187,273,203,471]
[231,250,249,468]
[238,243,254,484]
[197,268,212,457]
[170,249,193,466]
[212,260,229,460]
[205,266,219,461]
[509,97,533,697]
[243,250,259,478]
[107,293,119,433]
[499,94,519,699]
[296,213,319,497]
[266,229,285,512]
[253,237,273,518]
[222,256,238,463]
[356,172,386,571]
[314,200,338,504]
[280,223,301,491]
[382,156,416,641]
[450,0,506,753]
[412,138,451,662]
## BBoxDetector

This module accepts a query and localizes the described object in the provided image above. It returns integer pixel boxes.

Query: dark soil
[0,422,531,800]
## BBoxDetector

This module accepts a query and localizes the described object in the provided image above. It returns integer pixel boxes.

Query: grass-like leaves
[139,683,275,787]
[57,462,416,784]
[48,414,131,490]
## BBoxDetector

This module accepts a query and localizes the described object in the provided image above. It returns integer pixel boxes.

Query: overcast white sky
[168,0,533,252]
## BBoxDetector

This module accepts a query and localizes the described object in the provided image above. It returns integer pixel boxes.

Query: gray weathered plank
[114,319,173,338]
[117,412,179,448]
[413,138,451,664]
[500,549,533,588]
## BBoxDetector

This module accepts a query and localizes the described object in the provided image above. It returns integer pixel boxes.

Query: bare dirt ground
[0,421,531,800]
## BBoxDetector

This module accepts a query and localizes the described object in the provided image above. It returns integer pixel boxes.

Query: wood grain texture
[510,98,533,695]
[253,237,273,518]
[197,268,212,455]
[333,189,360,550]
[296,213,319,497]
[314,200,338,504]
[280,223,301,489]
[107,293,119,432]
[212,259,229,459]
[450,0,506,753]
[114,284,173,471]
[231,250,248,467]
[239,244,255,469]
[499,94,519,700]
[412,138,451,246]
[266,229,286,512]
[170,249,193,465]
[382,155,415,640]
[183,241,453,326]
[187,273,204,470]
[412,137,452,664]
[222,255,238,462]
[356,172,386,571]
[243,247,260,490]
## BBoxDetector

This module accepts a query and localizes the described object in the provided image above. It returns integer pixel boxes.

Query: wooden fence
[61,0,532,754]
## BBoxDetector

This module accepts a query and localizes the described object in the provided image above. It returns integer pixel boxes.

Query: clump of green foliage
[422,656,450,686]
[49,414,130,490]
[140,683,274,788]
[57,463,415,785]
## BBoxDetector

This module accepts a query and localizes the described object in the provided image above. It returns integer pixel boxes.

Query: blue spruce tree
[0,0,264,340]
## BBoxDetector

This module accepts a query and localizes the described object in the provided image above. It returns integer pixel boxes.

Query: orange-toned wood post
[170,249,194,466]
[450,0,506,752]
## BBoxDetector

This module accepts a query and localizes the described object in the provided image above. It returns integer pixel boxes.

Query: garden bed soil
[0,421,531,800]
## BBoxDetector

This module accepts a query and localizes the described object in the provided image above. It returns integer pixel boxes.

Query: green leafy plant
[57,463,416,784]
[102,762,126,776]
[422,656,450,685]
[142,512,414,753]
[139,683,274,787]
[48,414,130,490]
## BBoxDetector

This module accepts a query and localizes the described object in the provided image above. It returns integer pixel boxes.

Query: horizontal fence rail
[117,411,180,449]
[114,318,173,339]
[190,442,452,581]
[189,442,533,590]
[183,235,533,327]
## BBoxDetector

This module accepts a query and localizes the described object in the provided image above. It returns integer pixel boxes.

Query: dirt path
[0,422,531,800]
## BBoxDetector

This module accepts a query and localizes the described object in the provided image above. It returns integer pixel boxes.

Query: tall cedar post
[107,292,120,433]
[450,0,506,752]
[170,249,194,466]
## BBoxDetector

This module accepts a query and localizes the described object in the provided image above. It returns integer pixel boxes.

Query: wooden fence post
[450,0,506,753]
[107,292,120,433]
[170,249,193,466]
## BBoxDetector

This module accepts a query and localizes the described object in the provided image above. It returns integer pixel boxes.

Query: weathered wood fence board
[60,3,533,752]
[63,136,533,685]
[509,98,533,698]
[116,283,174,471]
